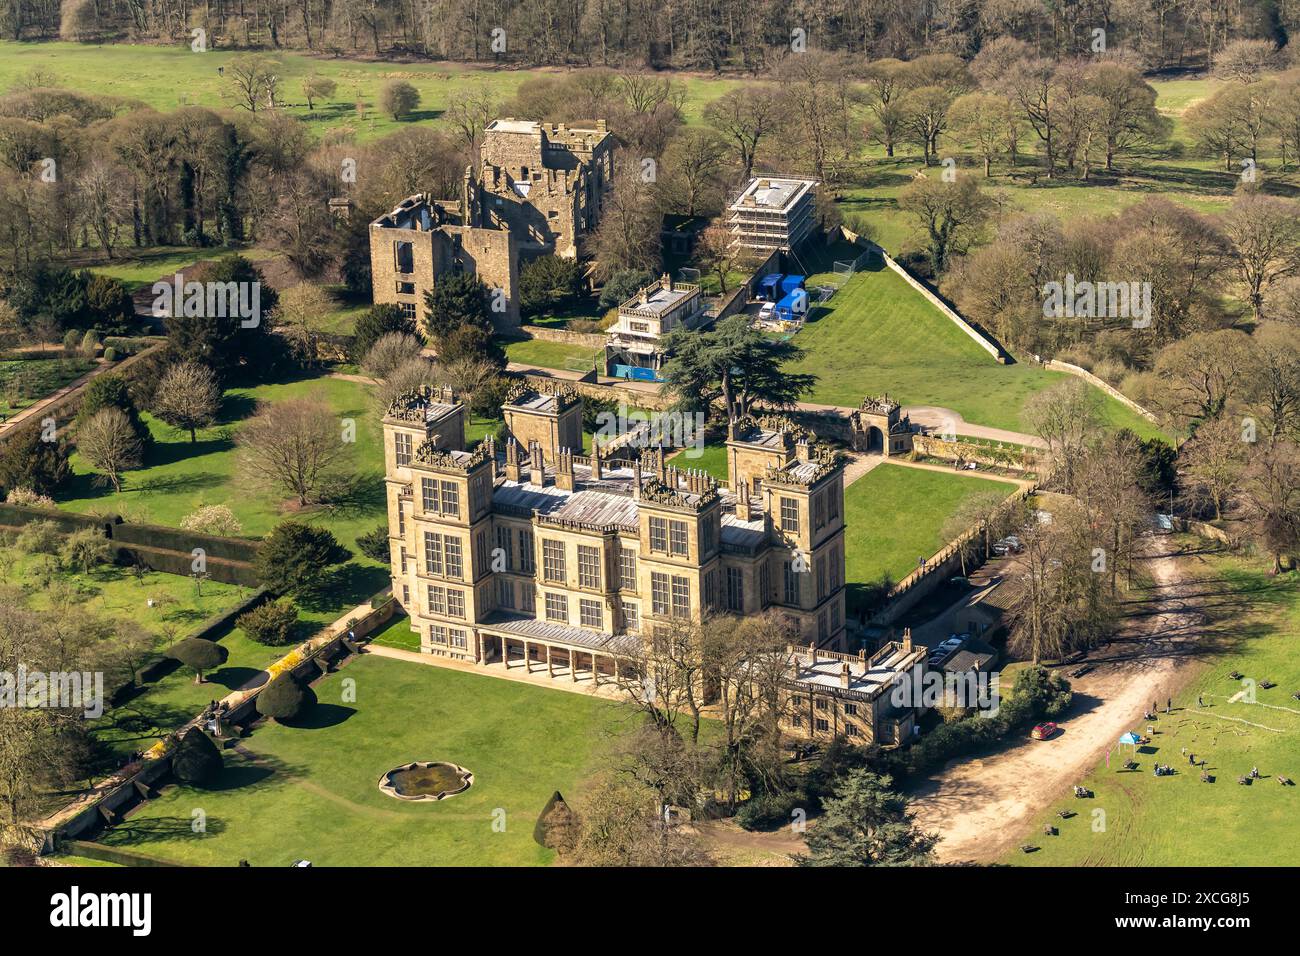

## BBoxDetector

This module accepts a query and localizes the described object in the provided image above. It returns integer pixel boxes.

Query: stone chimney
[735,481,752,522]
[808,641,816,664]
[556,448,575,492]
[840,662,851,690]
[504,438,522,483]
[902,627,913,652]
[590,446,603,481]
[632,466,643,500]
[528,441,546,487]
[483,434,497,480]
[795,438,812,463]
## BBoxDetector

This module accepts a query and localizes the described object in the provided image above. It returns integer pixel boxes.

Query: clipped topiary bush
[256,672,316,723]
[172,726,223,786]
[166,637,229,683]
[236,599,298,646]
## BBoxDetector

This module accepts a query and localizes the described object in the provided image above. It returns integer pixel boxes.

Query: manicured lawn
[94,655,630,865]
[0,357,95,416]
[784,260,1163,438]
[668,440,729,482]
[843,462,1018,614]
[5,554,246,649]
[1015,548,1300,866]
[56,372,387,548]
[369,614,420,652]
[501,336,601,372]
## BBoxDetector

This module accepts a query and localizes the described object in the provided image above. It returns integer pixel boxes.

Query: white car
[758,302,776,320]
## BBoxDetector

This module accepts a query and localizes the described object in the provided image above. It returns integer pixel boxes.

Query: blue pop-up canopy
[1119,731,1141,745]
[758,273,783,300]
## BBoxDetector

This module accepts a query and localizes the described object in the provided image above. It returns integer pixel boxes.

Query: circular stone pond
[378,762,474,801]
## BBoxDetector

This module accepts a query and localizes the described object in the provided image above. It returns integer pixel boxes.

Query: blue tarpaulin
[779,274,807,296]
[757,274,783,300]
[774,289,809,322]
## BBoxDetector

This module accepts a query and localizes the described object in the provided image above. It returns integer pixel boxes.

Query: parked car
[1031,722,1058,741]
[992,535,1024,556]
[758,302,776,320]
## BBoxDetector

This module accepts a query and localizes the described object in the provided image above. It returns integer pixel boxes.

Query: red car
[1031,722,1058,741]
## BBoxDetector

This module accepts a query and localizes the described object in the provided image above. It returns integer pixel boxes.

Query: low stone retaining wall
[519,325,608,348]
[1042,359,1160,425]
[912,434,1041,472]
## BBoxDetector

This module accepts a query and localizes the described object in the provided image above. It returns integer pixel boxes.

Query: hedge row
[0,503,111,536]
[112,545,261,588]
[0,502,262,568]
[111,521,260,564]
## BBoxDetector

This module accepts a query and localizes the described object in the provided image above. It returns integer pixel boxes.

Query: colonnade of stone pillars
[497,635,623,686]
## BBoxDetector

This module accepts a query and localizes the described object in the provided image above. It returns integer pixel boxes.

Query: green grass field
[501,336,601,372]
[368,613,421,652]
[1014,548,1300,866]
[57,372,387,548]
[786,260,1164,438]
[0,41,739,144]
[94,654,629,865]
[843,462,1018,613]
[92,618,300,760]
[5,554,245,648]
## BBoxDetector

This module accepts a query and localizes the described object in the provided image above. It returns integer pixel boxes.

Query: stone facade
[368,118,615,335]
[381,385,851,681]
[850,394,914,456]
[781,635,928,745]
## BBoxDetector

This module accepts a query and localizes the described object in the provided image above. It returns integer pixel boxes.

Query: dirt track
[909,533,1207,863]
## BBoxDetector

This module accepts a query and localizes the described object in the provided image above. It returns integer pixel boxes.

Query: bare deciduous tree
[152,361,221,443]
[77,406,142,492]
[236,398,338,506]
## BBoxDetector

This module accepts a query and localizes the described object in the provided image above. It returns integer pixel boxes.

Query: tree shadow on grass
[280,703,356,731]
[98,815,229,847]
[295,562,391,614]
[216,392,256,425]
[315,470,387,521]
[206,666,263,692]
[141,434,235,469]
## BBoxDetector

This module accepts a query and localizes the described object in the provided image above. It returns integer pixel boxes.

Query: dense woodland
[2,0,1296,70]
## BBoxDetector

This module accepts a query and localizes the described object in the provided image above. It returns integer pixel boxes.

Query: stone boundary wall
[912,434,1042,472]
[1042,359,1160,425]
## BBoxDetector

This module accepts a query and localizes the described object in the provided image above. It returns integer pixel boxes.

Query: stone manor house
[368,118,615,331]
[380,383,932,744]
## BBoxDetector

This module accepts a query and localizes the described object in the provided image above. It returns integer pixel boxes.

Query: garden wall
[912,434,1042,472]
[1042,359,1160,425]
[519,326,607,348]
